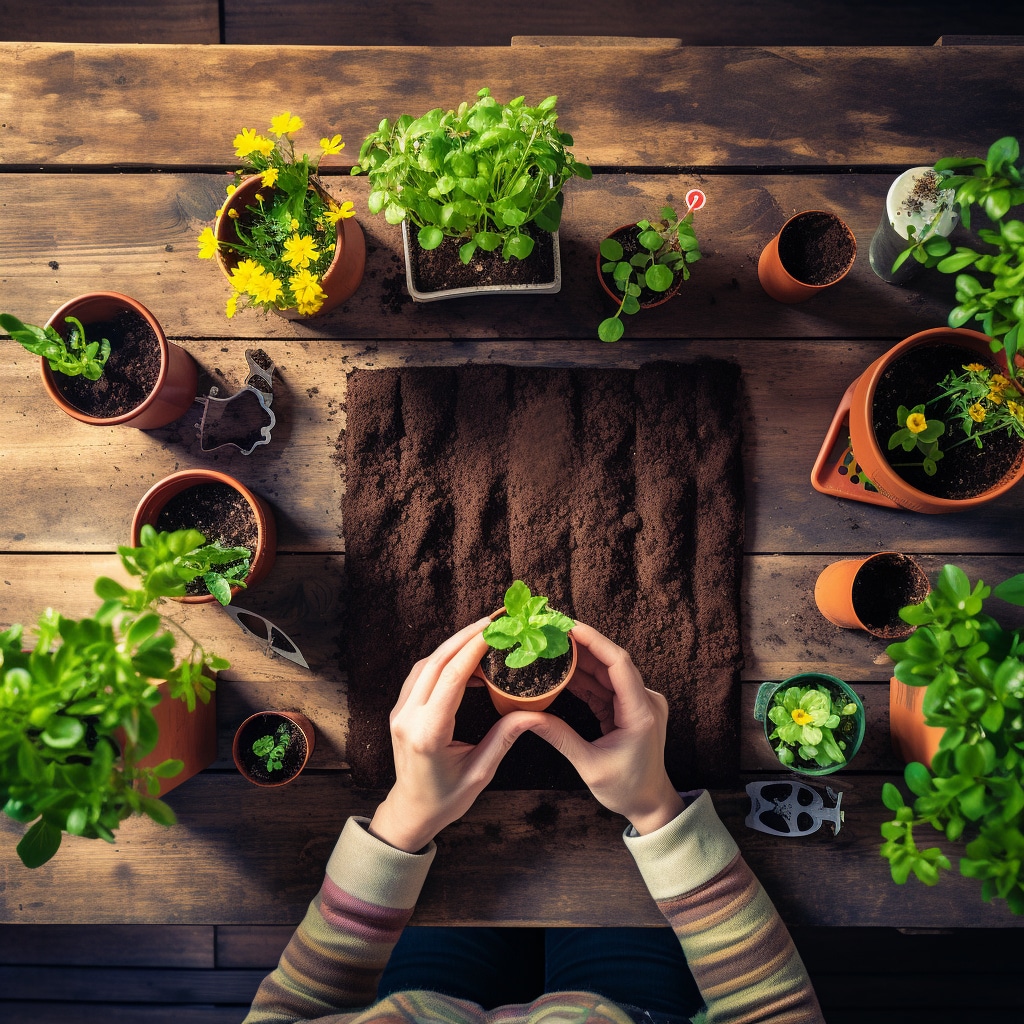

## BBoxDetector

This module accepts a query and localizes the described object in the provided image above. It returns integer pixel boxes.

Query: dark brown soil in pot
[871,343,1024,500]
[235,714,307,784]
[851,553,929,638]
[409,228,556,292]
[154,482,258,595]
[778,212,855,285]
[51,309,161,418]
[483,647,572,698]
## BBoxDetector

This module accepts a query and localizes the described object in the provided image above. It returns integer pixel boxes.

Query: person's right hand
[526,621,686,835]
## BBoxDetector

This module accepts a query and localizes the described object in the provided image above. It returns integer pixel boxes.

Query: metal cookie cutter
[745,780,844,837]
[195,348,277,455]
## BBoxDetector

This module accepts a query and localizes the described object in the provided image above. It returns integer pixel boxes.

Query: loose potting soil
[778,212,856,286]
[341,362,745,791]
[409,228,556,293]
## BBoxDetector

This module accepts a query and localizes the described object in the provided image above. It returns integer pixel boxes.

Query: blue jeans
[376,926,703,1022]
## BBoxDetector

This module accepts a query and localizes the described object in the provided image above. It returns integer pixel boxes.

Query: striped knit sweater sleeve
[624,790,824,1024]
[243,815,435,1023]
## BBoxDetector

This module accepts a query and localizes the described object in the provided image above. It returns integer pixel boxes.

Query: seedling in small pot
[483,580,575,668]
[767,682,859,770]
[0,312,110,380]
[252,724,291,773]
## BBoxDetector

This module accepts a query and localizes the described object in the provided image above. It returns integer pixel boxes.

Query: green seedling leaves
[482,581,575,669]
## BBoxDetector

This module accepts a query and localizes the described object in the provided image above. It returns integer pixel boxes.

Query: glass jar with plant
[597,204,702,342]
[197,112,364,318]
[0,529,234,868]
[880,565,1024,914]
[891,136,1024,381]
[351,88,591,299]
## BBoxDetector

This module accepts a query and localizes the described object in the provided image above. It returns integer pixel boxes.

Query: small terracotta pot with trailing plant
[198,111,365,319]
[131,469,277,604]
[1,293,198,428]
[758,210,857,303]
[233,711,315,787]
[596,202,703,342]
[473,581,578,716]
[814,551,930,640]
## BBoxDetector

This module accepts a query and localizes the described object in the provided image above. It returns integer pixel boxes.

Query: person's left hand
[368,617,540,853]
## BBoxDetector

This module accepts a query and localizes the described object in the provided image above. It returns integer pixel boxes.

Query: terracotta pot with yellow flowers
[198,112,366,319]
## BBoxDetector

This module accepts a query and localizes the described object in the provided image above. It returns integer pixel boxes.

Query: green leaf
[16,819,62,868]
[152,759,184,778]
[474,231,502,252]
[882,782,905,811]
[140,797,177,827]
[600,237,624,261]
[994,574,1024,607]
[598,317,625,343]
[936,251,979,274]
[503,233,534,260]
[417,225,443,250]
[41,715,85,750]
[905,761,934,797]
[645,264,675,293]
[505,646,538,669]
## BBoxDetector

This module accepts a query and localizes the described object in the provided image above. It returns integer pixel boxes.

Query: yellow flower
[255,135,276,158]
[197,227,219,259]
[987,389,1005,406]
[270,112,304,137]
[261,168,279,188]
[228,208,240,219]
[229,258,261,293]
[968,403,986,423]
[255,193,265,204]
[325,200,356,224]
[225,293,238,319]
[906,412,928,434]
[963,363,987,373]
[251,273,284,305]
[319,134,344,155]
[1009,401,1024,422]
[791,708,813,726]
[282,233,320,269]
[290,218,300,231]
[226,183,237,196]
[233,127,259,158]
[289,268,326,308]
[296,297,325,316]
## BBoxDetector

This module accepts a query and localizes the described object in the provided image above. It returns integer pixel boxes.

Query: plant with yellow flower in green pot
[197,112,366,319]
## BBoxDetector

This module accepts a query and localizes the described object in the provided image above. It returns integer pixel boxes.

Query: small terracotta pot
[131,469,277,603]
[758,210,856,303]
[889,675,944,768]
[215,174,366,317]
[814,552,929,639]
[42,292,198,428]
[754,673,866,776]
[232,711,315,787]
[597,224,682,309]
[475,610,578,716]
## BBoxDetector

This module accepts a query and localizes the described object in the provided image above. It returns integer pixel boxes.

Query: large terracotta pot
[232,710,315,787]
[889,676,944,768]
[814,327,1024,513]
[131,469,277,603]
[758,210,856,303]
[215,174,366,317]
[138,682,218,797]
[42,292,198,428]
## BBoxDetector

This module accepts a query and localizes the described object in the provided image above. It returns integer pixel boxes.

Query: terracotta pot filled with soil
[42,292,198,428]
[815,552,930,639]
[596,223,682,310]
[841,328,1024,512]
[131,469,277,603]
[215,174,366,318]
[402,222,560,301]
[758,211,857,303]
[232,711,315,787]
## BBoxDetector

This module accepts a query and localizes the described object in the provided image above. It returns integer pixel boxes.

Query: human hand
[368,617,539,853]
[527,622,686,835]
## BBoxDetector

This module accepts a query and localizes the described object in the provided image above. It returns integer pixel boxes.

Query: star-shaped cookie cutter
[195,348,277,455]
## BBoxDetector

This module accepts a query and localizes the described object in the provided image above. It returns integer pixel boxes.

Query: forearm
[244,817,435,1024]
[624,792,823,1024]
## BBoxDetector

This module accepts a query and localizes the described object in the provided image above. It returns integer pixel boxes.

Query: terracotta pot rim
[231,710,315,787]
[776,210,858,288]
[596,223,683,310]
[42,292,172,426]
[130,468,276,603]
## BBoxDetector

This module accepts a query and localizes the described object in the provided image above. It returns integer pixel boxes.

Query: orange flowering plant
[197,112,355,317]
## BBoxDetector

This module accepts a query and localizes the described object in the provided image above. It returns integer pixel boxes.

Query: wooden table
[1,39,1022,931]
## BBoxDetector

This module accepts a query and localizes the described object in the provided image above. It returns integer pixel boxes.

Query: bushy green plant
[0,530,232,868]
[880,565,1024,912]
[893,136,1024,380]
[252,723,291,773]
[766,682,859,769]
[482,581,575,669]
[932,362,1024,450]
[352,87,591,264]
[0,313,110,380]
[597,205,702,342]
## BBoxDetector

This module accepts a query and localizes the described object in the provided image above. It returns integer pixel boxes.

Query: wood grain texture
[0,1,219,44]
[0,924,214,966]
[2,44,1023,167]
[0,1006,243,1024]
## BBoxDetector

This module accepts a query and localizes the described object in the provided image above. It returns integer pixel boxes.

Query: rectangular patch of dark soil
[341,362,745,791]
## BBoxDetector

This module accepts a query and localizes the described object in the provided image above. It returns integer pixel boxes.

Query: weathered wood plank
[216,925,293,969]
[0,1,219,44]
[0,774,1019,928]
[0,1006,244,1024]
[2,44,1022,167]
[0,924,213,967]
[0,172,963,340]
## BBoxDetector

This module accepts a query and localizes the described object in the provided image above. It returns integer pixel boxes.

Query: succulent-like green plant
[880,565,1024,913]
[598,205,702,342]
[352,87,591,264]
[767,682,859,769]
[0,530,232,868]
[892,136,1024,380]
[252,723,291,772]
[482,581,575,669]
[0,312,111,380]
